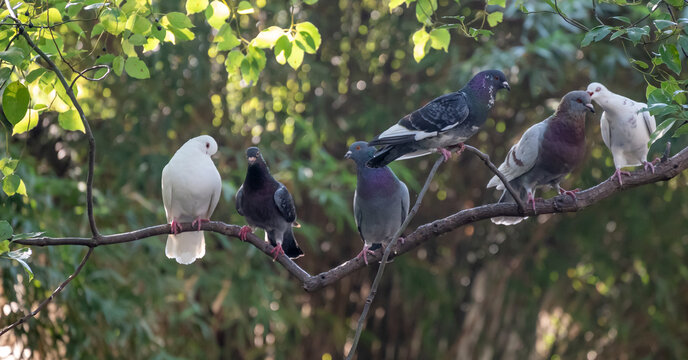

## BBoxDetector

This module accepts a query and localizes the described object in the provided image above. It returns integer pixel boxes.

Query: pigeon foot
[558,187,581,200]
[449,142,466,156]
[613,168,631,185]
[192,217,210,231]
[270,243,285,261]
[170,219,183,234]
[356,245,377,265]
[438,148,452,162]
[239,225,253,241]
[642,161,656,174]
[527,192,537,214]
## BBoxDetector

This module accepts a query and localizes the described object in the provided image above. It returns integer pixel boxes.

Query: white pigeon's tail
[491,216,527,226]
[165,232,206,265]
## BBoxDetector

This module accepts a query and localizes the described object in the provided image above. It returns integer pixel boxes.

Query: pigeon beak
[502,81,510,91]
[247,156,256,164]
[585,103,595,113]
[344,151,352,159]
[587,91,594,96]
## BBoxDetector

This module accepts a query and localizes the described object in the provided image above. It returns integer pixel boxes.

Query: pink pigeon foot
[559,187,581,200]
[192,217,210,231]
[356,245,376,265]
[238,225,253,241]
[398,237,405,245]
[449,142,466,156]
[527,192,536,214]
[613,168,631,185]
[270,243,285,261]
[643,161,656,174]
[170,219,183,234]
[438,147,452,162]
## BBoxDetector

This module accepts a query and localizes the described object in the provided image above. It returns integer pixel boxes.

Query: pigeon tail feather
[367,145,414,168]
[281,228,304,259]
[165,232,206,265]
[491,187,528,226]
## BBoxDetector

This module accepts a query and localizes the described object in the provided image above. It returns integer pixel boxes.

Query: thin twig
[69,65,111,89]
[5,0,101,238]
[346,156,444,360]
[463,145,526,214]
[0,248,94,336]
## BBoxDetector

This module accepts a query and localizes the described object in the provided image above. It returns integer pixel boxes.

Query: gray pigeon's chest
[357,195,403,244]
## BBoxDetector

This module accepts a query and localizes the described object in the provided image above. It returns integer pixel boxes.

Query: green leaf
[124,57,150,79]
[128,14,152,34]
[287,45,304,69]
[226,50,244,71]
[0,221,11,241]
[35,8,61,27]
[412,28,430,62]
[649,118,676,145]
[415,0,437,24]
[672,122,688,138]
[240,46,266,83]
[3,174,27,196]
[389,0,406,10]
[8,248,33,281]
[0,67,11,84]
[678,35,688,57]
[58,110,86,132]
[581,25,611,47]
[654,20,675,31]
[304,0,318,4]
[0,240,9,255]
[205,1,230,29]
[609,29,626,41]
[612,16,630,24]
[165,12,195,29]
[237,1,254,14]
[486,11,503,27]
[186,0,209,14]
[129,34,148,46]
[274,35,292,65]
[100,8,127,35]
[113,56,124,76]
[215,24,241,51]
[429,28,450,51]
[3,81,30,126]
[487,0,506,6]
[66,2,85,17]
[26,68,47,83]
[626,26,649,45]
[11,109,38,135]
[660,44,681,75]
[294,22,321,54]
[0,48,25,67]
[0,158,18,176]
[252,26,285,49]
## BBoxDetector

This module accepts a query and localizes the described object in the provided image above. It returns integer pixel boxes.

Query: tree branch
[463,145,526,213]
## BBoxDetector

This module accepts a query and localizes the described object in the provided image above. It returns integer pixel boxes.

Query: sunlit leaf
[487,0,506,6]
[225,49,244,71]
[166,12,195,29]
[649,118,676,145]
[0,240,9,255]
[429,28,450,51]
[215,24,241,51]
[11,109,39,135]
[3,174,27,196]
[125,56,150,79]
[3,81,30,126]
[486,11,503,27]
[412,27,430,62]
[100,8,127,35]
[287,45,304,69]
[389,0,406,10]
[237,1,254,14]
[294,22,321,54]
[34,8,61,26]
[253,26,285,49]
[274,35,292,64]
[0,158,18,176]
[58,110,86,133]
[205,1,230,29]
[113,55,124,76]
[186,0,209,14]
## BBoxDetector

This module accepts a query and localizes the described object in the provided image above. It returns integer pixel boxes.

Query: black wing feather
[273,185,296,222]
[400,92,469,133]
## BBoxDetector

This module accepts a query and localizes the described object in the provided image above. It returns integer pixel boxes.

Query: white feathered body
[162,136,222,264]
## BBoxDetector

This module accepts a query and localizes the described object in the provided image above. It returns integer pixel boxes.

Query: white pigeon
[161,135,222,264]
[587,82,667,185]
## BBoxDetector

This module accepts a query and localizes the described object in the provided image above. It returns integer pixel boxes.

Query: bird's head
[246,147,265,166]
[345,141,376,165]
[190,135,218,156]
[586,82,608,101]
[477,69,510,92]
[561,90,595,114]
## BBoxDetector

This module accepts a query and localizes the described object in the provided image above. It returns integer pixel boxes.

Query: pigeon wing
[487,121,546,190]
[274,184,297,223]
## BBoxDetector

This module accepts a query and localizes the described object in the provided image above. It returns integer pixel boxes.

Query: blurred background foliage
[2,0,688,359]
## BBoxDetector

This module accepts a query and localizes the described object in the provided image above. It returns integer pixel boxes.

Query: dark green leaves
[581,25,612,47]
[659,44,681,75]
[3,81,30,126]
[0,221,12,241]
[0,48,25,66]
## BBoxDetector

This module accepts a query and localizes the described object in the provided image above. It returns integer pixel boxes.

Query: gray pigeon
[345,141,410,265]
[367,70,510,168]
[162,135,222,264]
[236,147,304,260]
[587,82,667,185]
[487,91,594,225]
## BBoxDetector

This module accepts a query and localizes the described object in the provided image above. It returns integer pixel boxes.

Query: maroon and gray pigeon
[367,70,510,168]
[586,82,667,185]
[487,91,594,225]
[345,141,410,265]
[236,147,304,260]
[162,135,222,264]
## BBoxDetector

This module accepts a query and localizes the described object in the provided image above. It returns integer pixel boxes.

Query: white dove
[162,135,222,264]
[587,82,667,185]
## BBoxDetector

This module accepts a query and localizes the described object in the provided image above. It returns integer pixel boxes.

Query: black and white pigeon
[162,135,222,264]
[236,147,304,260]
[487,91,595,225]
[345,141,410,265]
[587,82,668,185]
[367,69,510,168]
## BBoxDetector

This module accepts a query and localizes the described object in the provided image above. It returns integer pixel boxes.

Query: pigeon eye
[596,87,601,92]
[355,146,361,150]
[493,76,499,80]
[205,143,210,148]
[576,98,582,103]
